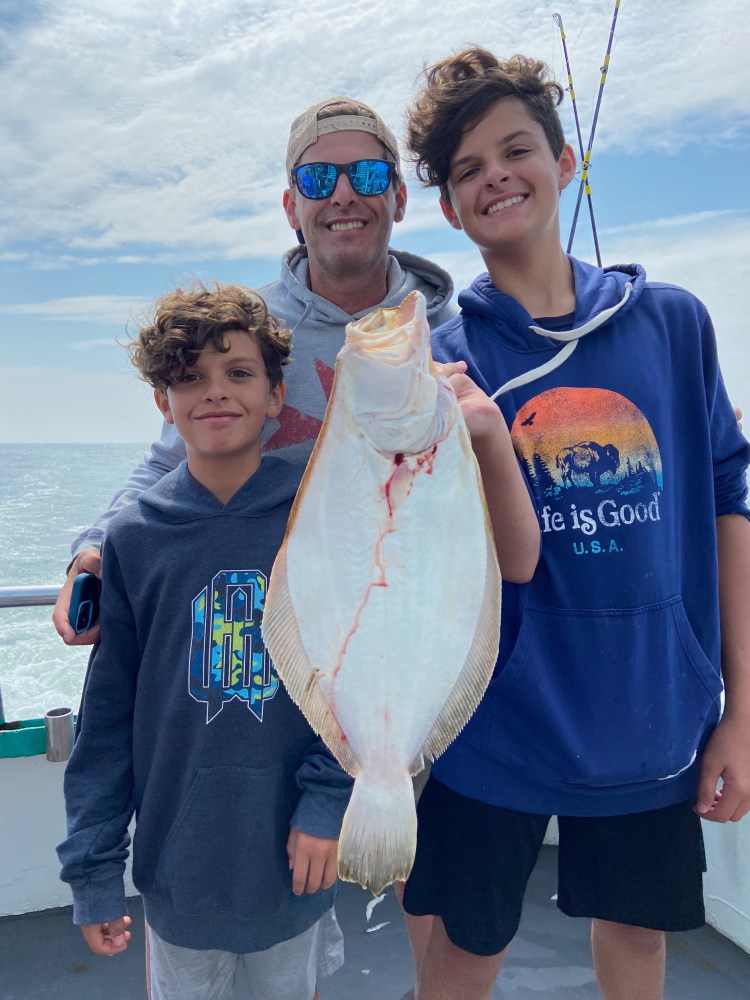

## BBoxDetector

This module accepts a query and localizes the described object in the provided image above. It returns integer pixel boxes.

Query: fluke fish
[262,290,501,893]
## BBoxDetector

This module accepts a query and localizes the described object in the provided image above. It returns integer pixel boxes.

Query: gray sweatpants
[148,908,344,1000]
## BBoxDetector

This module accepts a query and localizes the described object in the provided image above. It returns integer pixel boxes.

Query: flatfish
[262,290,501,893]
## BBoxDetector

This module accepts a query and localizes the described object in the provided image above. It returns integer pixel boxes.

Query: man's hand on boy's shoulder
[695,714,750,823]
[52,549,102,646]
[286,827,339,896]
[80,915,132,956]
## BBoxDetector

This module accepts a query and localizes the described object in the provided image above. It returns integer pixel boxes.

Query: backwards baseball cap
[285,97,402,180]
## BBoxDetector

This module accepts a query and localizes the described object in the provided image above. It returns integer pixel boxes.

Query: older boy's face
[283,130,406,285]
[155,331,284,466]
[441,98,575,258]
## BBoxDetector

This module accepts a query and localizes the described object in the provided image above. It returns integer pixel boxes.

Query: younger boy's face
[441,98,576,258]
[155,330,285,465]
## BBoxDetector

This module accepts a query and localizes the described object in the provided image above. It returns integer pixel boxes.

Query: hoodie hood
[139,457,301,523]
[459,258,645,347]
[456,258,646,398]
[260,245,455,336]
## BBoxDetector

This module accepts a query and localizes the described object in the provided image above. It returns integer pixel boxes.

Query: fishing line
[553,11,602,266]
[565,0,622,262]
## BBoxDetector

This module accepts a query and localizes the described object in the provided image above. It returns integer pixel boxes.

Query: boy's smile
[486,193,527,216]
[441,98,575,258]
[155,330,285,495]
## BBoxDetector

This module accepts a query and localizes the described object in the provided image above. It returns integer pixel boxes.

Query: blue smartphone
[68,572,101,634]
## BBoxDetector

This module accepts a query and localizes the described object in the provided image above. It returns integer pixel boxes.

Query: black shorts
[402,777,706,956]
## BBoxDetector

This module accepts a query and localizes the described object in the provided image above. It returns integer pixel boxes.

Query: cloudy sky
[1,0,748,443]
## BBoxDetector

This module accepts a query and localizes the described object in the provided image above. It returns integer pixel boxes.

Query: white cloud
[0,295,148,324]
[599,215,750,419]
[67,338,123,351]
[601,210,738,236]
[0,366,162,444]
[2,0,748,256]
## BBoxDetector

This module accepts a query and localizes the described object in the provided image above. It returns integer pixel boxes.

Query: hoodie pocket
[153,763,293,916]
[481,597,722,788]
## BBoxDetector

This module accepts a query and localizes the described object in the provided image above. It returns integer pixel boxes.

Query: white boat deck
[3,846,750,999]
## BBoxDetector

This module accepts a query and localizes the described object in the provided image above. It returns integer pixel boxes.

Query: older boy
[401,48,750,1000]
[57,283,351,1000]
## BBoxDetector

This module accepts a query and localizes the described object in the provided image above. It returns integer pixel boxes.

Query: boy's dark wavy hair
[406,47,566,203]
[128,281,292,391]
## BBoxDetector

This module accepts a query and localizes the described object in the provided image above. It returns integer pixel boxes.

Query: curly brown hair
[406,47,566,203]
[128,282,292,391]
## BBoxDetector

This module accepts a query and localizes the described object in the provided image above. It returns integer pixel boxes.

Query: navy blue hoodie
[58,458,352,952]
[431,257,750,816]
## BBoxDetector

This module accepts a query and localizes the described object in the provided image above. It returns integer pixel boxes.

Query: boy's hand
[695,714,750,822]
[52,549,102,646]
[80,915,132,956]
[434,361,504,443]
[286,827,338,895]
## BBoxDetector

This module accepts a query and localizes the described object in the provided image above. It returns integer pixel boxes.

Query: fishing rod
[553,11,602,266]
[565,0,622,262]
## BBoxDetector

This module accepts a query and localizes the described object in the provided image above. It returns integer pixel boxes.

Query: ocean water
[0,443,150,721]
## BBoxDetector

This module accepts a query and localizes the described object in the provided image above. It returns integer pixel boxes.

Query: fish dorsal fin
[262,545,360,777]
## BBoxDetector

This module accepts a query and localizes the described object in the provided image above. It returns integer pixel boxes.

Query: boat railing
[0,585,62,725]
[0,585,61,609]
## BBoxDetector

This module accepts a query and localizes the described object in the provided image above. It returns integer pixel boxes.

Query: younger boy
[401,48,750,1000]
[57,283,351,1000]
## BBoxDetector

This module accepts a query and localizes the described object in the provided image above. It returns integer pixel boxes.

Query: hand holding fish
[443,367,506,444]
[436,364,540,583]
[286,828,339,895]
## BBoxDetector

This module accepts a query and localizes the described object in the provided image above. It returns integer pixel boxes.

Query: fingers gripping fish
[262,291,501,894]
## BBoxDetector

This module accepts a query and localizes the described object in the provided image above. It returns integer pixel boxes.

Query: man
[53,96,455,643]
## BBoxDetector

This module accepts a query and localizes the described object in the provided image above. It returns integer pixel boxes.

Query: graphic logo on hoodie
[189,570,278,723]
[263,359,335,453]
[511,387,664,557]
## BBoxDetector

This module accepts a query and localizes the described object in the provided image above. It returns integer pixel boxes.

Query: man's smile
[328,220,366,232]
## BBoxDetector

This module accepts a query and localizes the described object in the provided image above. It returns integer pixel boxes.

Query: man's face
[283,130,407,286]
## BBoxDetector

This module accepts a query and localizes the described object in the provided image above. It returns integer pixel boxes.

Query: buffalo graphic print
[511,387,664,556]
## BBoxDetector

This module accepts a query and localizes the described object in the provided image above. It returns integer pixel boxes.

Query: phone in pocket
[68,572,101,634]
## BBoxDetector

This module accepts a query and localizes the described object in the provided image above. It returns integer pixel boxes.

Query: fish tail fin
[337,772,417,895]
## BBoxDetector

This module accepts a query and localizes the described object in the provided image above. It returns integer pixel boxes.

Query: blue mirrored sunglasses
[292,159,394,200]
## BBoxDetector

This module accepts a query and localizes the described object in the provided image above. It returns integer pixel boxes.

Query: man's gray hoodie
[72,247,455,555]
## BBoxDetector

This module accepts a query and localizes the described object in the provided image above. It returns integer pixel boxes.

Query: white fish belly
[283,404,491,777]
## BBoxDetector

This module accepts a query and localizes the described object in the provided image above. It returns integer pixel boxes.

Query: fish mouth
[484,193,527,215]
[345,291,428,369]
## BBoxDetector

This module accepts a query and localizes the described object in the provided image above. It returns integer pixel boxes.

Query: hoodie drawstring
[491,282,632,400]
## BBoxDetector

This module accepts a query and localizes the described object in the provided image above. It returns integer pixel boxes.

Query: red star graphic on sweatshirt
[263,358,336,452]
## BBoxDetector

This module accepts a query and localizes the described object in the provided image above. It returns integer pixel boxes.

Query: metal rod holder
[45,707,74,762]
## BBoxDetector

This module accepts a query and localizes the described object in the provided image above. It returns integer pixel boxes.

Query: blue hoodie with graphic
[58,458,352,953]
[430,257,750,816]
